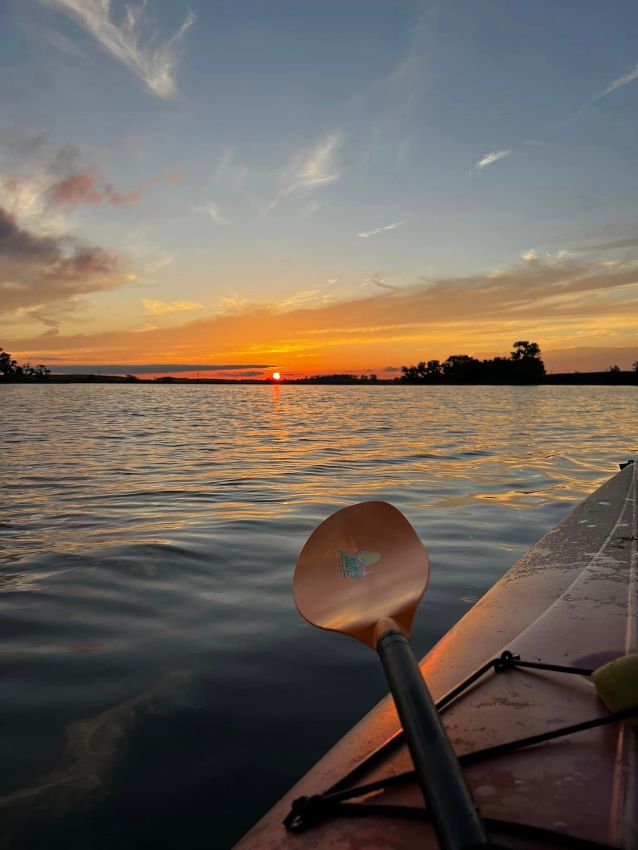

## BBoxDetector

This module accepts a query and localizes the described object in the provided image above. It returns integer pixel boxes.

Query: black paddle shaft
[377,629,489,850]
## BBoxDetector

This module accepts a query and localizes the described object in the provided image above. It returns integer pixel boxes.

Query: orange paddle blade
[293,501,429,648]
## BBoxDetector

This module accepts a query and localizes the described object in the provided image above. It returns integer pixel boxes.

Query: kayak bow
[235,461,638,850]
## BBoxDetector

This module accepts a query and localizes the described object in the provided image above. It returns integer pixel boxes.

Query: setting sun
[272,372,281,381]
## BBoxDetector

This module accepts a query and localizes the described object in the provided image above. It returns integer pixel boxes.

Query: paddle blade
[293,501,429,648]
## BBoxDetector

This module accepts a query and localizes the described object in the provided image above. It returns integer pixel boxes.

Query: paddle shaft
[377,629,489,849]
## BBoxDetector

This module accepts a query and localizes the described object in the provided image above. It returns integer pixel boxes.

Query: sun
[272,371,281,381]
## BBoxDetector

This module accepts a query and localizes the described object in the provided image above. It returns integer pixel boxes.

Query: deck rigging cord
[284,650,638,847]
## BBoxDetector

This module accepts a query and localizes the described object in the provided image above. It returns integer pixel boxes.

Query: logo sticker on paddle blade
[337,548,381,580]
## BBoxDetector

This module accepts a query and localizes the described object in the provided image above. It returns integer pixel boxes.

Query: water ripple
[0,384,636,848]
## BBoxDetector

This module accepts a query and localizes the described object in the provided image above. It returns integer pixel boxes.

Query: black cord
[327,650,593,794]
[284,652,633,845]
[285,798,619,849]
[314,702,638,808]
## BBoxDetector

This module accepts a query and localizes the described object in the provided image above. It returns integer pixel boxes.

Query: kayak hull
[235,463,637,849]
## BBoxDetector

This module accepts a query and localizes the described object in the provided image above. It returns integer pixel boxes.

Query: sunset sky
[1,0,637,377]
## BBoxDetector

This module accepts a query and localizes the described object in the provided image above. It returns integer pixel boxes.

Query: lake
[0,384,635,848]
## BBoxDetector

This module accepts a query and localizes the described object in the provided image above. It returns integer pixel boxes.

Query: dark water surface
[1,384,636,848]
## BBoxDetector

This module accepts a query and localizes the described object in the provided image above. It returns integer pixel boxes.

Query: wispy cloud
[362,272,398,292]
[195,201,230,225]
[142,299,203,316]
[277,288,322,309]
[357,221,404,239]
[39,0,195,98]
[594,61,638,101]
[474,149,511,170]
[293,135,340,190]
[218,294,250,314]
[355,2,436,159]
[267,134,340,211]
[579,235,638,252]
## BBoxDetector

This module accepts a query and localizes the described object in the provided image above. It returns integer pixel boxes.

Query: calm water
[1,384,636,849]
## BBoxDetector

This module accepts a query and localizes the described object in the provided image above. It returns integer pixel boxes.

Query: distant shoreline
[2,371,636,386]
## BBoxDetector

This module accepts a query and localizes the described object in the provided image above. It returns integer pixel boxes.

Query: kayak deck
[235,462,637,849]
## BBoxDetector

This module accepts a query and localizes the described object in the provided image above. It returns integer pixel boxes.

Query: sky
[1,0,637,378]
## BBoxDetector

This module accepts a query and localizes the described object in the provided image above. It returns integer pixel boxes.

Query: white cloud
[520,249,538,263]
[595,62,638,100]
[0,170,70,236]
[142,299,203,316]
[267,134,340,211]
[294,135,340,190]
[357,221,404,239]
[39,0,195,98]
[196,201,230,225]
[475,149,511,170]
[1,173,46,218]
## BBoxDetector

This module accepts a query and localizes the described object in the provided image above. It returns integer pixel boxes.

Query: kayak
[234,461,637,850]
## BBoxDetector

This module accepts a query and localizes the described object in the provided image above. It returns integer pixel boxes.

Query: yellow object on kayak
[593,654,638,712]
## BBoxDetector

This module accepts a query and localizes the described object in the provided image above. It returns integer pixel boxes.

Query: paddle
[293,501,489,850]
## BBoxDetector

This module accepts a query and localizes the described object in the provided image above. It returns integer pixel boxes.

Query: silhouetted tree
[441,354,482,382]
[511,340,541,361]
[400,364,419,381]
[483,356,514,383]
[27,364,50,379]
[0,348,49,381]
[400,341,546,384]
[0,348,21,379]
[509,340,545,382]
[305,373,358,384]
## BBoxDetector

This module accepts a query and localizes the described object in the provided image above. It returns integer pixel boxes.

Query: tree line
[399,341,546,383]
[0,348,50,381]
[2,342,637,384]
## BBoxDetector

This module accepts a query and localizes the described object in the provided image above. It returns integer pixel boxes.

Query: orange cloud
[47,170,176,209]
[47,170,104,205]
[6,255,638,373]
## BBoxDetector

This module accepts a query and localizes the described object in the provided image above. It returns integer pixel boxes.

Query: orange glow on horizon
[7,253,638,376]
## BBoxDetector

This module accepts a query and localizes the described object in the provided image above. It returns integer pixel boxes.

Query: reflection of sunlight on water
[2,384,633,573]
[420,484,566,510]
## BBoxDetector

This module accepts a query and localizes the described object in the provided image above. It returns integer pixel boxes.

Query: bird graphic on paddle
[337,548,381,580]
